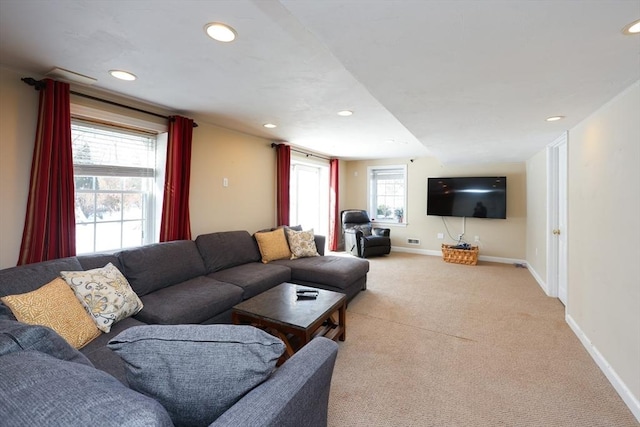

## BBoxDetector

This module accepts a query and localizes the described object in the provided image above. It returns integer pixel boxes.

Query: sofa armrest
[209,337,338,427]
[314,234,326,256]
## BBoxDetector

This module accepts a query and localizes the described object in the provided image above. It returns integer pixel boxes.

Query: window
[71,120,159,254]
[368,165,407,224]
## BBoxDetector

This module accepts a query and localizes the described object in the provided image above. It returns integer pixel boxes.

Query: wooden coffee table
[232,283,346,360]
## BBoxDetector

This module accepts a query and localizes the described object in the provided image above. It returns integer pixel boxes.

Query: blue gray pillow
[0,319,91,366]
[108,324,285,426]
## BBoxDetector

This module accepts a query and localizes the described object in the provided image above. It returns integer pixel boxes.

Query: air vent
[46,67,97,85]
[407,238,420,245]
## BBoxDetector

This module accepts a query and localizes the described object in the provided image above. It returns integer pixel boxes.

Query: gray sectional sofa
[0,229,369,426]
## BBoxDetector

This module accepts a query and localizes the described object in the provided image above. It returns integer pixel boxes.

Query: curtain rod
[270,142,331,161]
[21,77,198,128]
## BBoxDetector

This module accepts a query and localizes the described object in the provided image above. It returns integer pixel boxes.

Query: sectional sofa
[0,229,370,426]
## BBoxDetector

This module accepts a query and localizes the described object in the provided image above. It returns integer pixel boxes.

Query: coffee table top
[232,283,346,330]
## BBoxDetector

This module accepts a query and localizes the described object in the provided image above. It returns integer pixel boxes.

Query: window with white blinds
[71,120,158,254]
[368,165,407,224]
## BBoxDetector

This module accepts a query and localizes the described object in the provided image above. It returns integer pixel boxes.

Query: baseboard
[391,246,440,257]
[566,314,640,422]
[391,246,526,266]
[527,264,549,295]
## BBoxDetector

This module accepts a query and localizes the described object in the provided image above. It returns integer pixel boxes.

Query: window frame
[70,104,167,254]
[367,164,408,226]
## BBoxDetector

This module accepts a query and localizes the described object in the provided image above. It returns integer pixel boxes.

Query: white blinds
[71,120,156,178]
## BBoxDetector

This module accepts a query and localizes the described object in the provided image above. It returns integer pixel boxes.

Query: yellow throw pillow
[1,278,101,349]
[254,228,292,263]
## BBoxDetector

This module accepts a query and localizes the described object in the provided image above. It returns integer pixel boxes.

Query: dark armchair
[341,210,391,258]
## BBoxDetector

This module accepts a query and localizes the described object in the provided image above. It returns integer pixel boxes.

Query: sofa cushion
[108,324,286,426]
[76,253,124,272]
[80,317,148,385]
[60,263,143,333]
[286,228,320,259]
[0,319,92,366]
[134,276,243,325]
[1,278,101,349]
[0,350,173,427]
[254,228,292,263]
[0,302,15,320]
[0,257,82,297]
[208,262,291,299]
[119,240,207,296]
[273,256,370,290]
[195,230,262,273]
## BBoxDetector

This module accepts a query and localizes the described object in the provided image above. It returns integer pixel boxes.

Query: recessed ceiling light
[263,123,277,129]
[622,19,640,35]
[546,115,565,122]
[337,110,353,116]
[205,22,237,42]
[109,70,137,81]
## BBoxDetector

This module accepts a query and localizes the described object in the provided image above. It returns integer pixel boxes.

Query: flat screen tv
[427,177,507,219]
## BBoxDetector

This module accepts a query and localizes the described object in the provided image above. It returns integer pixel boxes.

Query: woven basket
[441,244,479,265]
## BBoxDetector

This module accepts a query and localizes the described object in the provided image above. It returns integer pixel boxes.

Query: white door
[548,132,568,305]
[557,140,568,305]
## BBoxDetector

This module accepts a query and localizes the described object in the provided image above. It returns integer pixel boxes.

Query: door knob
[552,229,561,235]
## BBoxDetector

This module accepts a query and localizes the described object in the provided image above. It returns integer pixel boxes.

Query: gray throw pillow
[0,350,173,427]
[108,324,285,426]
[0,319,92,366]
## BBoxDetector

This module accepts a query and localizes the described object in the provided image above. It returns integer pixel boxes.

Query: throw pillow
[60,262,143,333]
[286,228,320,259]
[0,319,93,366]
[254,228,292,263]
[108,324,286,426]
[0,278,101,349]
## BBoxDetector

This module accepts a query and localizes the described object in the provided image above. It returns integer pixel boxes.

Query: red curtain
[328,159,340,251]
[18,79,76,265]
[159,116,194,241]
[276,144,291,226]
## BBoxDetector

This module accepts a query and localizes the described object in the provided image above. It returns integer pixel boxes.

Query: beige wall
[0,67,38,268]
[525,149,548,283]
[189,123,276,237]
[567,81,640,405]
[344,157,527,260]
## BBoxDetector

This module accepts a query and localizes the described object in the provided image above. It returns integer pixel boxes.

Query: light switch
[223,178,228,187]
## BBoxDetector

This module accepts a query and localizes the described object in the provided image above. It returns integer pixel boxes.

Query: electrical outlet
[474,235,480,242]
[437,233,444,240]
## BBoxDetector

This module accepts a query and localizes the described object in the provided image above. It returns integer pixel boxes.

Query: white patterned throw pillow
[61,263,143,333]
[286,228,320,259]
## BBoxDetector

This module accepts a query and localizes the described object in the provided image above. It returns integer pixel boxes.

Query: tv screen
[427,177,507,219]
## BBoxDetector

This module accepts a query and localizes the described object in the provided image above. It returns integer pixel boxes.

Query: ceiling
[0,1,638,163]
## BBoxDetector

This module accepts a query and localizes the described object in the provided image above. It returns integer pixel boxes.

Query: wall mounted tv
[427,177,507,219]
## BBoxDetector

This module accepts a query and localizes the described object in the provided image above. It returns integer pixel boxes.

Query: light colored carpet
[327,252,638,426]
